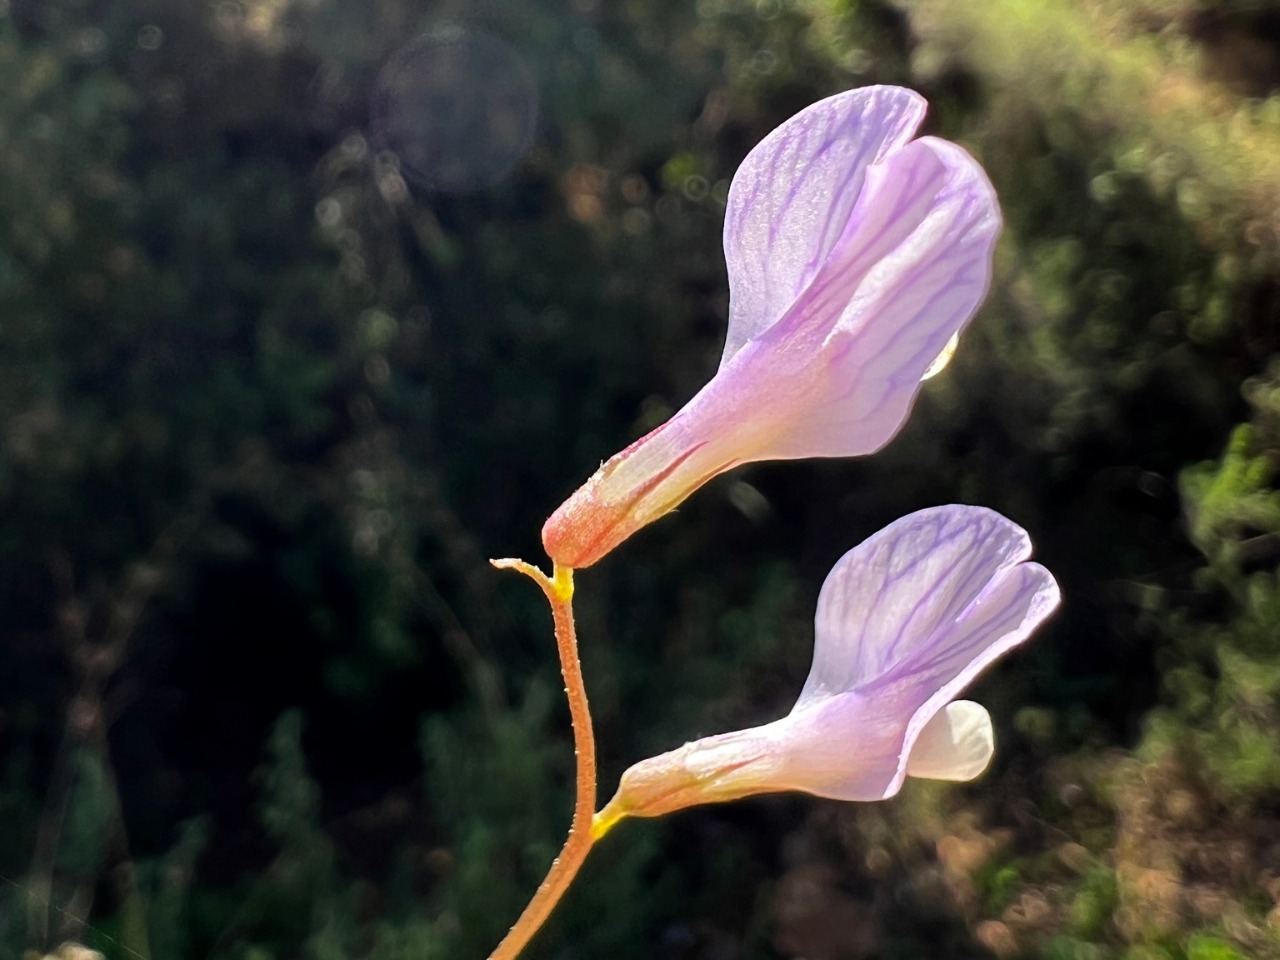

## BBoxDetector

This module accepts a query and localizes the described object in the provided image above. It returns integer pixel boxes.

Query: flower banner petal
[721,86,926,365]
[799,506,1032,707]
[756,136,1001,459]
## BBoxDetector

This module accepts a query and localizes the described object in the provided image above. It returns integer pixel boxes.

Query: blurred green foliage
[1,0,1279,957]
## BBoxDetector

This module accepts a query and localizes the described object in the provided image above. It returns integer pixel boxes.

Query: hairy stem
[486,560,598,960]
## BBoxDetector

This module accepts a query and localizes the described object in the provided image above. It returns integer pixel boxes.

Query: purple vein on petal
[805,510,1036,701]
[722,87,927,364]
[905,574,1042,678]
[795,149,948,333]
[855,273,985,388]
[870,521,983,672]
[900,564,1055,682]
[875,527,986,669]
[881,522,1026,669]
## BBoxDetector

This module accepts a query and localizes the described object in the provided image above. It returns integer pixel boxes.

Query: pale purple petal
[776,554,1056,802]
[891,559,1058,790]
[756,136,1001,460]
[799,506,1032,705]
[720,86,926,365]
[764,690,905,801]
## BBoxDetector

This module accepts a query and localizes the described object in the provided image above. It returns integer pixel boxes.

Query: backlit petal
[757,136,1000,459]
[721,86,926,365]
[799,506,1032,706]
[890,559,1058,789]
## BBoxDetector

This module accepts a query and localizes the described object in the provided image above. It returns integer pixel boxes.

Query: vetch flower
[544,87,1002,568]
[591,505,1059,833]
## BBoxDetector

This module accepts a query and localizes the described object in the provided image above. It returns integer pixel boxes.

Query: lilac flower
[544,87,1001,569]
[592,506,1059,831]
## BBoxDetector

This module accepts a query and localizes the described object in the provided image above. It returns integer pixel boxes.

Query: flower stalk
[485,560,602,960]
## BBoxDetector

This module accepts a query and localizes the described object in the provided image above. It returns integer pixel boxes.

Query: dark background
[1,0,1279,957]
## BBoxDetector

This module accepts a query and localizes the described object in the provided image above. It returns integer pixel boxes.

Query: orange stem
[486,560,597,960]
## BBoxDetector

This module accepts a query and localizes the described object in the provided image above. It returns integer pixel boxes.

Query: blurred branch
[26,452,263,954]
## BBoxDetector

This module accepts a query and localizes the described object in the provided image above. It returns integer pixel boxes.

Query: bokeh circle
[370,27,539,194]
